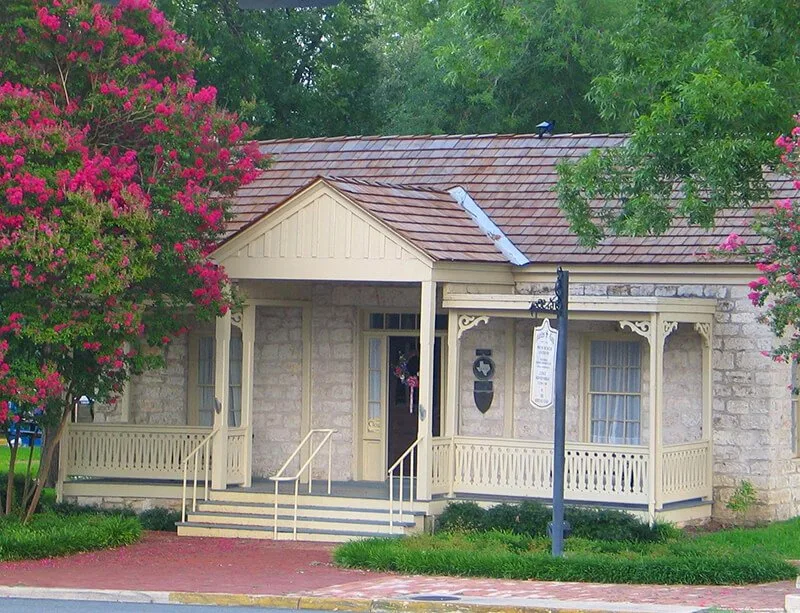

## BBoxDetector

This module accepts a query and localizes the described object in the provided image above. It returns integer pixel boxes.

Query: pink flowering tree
[717,114,800,366]
[0,0,265,520]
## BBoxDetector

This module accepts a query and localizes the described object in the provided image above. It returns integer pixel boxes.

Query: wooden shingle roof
[320,177,508,263]
[226,134,794,265]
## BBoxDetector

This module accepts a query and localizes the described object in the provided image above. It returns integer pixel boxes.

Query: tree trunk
[43,422,60,488]
[23,403,71,523]
[4,430,19,516]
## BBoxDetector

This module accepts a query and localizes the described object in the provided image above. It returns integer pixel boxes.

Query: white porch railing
[63,424,213,480]
[431,438,451,495]
[388,435,422,534]
[449,437,650,505]
[270,429,337,540]
[226,427,247,485]
[661,441,711,504]
[181,426,218,522]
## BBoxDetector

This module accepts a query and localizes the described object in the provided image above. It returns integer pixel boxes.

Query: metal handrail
[387,435,422,534]
[180,426,219,523]
[269,429,337,539]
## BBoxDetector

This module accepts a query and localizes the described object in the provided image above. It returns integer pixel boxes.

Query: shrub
[436,501,670,543]
[334,535,797,585]
[0,512,141,561]
[436,502,487,532]
[139,507,180,532]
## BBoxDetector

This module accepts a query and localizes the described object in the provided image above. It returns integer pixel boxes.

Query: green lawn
[0,442,41,477]
[693,516,800,559]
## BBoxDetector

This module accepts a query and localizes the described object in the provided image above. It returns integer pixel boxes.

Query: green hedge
[0,512,141,561]
[334,533,797,585]
[436,501,678,543]
[50,501,180,532]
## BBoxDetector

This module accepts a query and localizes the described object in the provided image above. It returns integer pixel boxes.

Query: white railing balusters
[269,429,337,540]
[387,436,422,535]
[180,427,219,523]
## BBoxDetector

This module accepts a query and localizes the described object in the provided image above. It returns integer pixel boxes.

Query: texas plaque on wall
[473,349,495,413]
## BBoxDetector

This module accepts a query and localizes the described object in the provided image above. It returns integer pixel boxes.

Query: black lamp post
[529,267,569,557]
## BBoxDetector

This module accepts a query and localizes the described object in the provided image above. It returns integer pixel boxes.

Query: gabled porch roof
[213,176,515,283]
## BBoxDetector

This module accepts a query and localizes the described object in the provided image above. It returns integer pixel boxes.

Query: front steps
[177,484,426,542]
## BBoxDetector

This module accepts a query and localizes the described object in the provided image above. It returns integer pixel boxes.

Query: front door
[387,336,441,473]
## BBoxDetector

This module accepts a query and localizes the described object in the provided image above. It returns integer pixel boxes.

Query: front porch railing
[226,427,247,485]
[661,441,711,504]
[447,437,650,505]
[63,423,213,480]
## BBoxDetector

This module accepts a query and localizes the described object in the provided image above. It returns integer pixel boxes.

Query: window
[367,312,447,331]
[191,329,243,427]
[588,340,642,445]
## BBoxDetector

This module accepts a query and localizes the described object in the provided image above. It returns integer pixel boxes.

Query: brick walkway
[0,532,794,611]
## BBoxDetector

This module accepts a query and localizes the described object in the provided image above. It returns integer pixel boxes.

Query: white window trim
[582,335,644,446]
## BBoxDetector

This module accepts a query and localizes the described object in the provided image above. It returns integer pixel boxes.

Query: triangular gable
[213,179,434,282]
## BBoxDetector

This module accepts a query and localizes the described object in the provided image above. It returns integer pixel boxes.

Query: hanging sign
[530,319,558,410]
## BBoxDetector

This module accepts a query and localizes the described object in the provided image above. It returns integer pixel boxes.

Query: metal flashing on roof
[448,186,529,266]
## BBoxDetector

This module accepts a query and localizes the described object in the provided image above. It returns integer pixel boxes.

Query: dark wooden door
[387,336,441,473]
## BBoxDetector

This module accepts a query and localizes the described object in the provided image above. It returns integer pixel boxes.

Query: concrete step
[177,521,405,543]
[208,488,425,512]
[196,500,425,522]
[185,510,416,534]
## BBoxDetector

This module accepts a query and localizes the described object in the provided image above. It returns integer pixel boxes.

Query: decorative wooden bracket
[458,315,490,339]
[619,320,653,344]
[694,322,712,347]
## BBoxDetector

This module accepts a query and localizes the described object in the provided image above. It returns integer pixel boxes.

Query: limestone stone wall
[127,337,188,425]
[663,325,703,445]
[251,306,303,478]
[459,317,507,438]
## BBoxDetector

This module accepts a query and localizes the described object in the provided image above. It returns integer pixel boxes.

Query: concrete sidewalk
[0,531,794,612]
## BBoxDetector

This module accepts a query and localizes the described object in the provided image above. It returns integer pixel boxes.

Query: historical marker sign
[530,319,558,409]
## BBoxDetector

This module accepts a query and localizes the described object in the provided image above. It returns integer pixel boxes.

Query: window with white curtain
[589,340,642,445]
[195,330,243,427]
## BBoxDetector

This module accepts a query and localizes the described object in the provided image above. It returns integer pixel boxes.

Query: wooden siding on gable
[215,185,433,282]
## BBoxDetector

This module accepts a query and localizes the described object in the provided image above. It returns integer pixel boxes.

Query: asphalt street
[0,598,343,613]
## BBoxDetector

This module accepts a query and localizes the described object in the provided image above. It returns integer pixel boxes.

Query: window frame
[187,325,244,427]
[582,334,645,446]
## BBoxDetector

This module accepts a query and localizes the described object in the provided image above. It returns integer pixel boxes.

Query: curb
[0,586,708,613]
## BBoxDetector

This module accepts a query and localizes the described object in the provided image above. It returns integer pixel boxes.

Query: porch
[57,282,717,538]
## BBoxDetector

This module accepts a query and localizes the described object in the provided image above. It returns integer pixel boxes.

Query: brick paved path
[0,532,794,611]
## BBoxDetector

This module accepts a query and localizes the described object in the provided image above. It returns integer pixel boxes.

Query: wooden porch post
[417,280,437,501]
[211,309,232,490]
[241,303,256,488]
[695,321,714,501]
[445,309,460,497]
[652,315,666,513]
[299,304,312,485]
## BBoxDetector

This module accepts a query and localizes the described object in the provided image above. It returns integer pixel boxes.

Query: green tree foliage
[557,0,800,246]
[373,0,630,135]
[157,0,382,138]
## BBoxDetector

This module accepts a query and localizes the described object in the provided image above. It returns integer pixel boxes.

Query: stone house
[57,134,799,541]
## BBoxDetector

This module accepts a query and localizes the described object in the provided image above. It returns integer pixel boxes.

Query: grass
[334,522,800,586]
[0,442,41,477]
[0,511,141,561]
[693,516,800,559]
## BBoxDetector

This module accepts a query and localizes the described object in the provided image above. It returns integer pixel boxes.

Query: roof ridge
[257,132,630,145]
[324,175,449,194]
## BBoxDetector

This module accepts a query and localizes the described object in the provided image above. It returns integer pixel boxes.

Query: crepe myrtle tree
[0,0,266,521]
[716,115,800,368]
